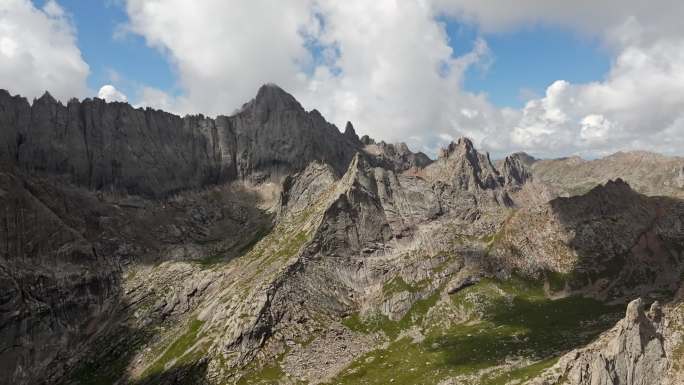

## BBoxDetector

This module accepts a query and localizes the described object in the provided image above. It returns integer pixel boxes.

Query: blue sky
[33,0,176,100]
[36,0,610,109]
[446,21,611,107]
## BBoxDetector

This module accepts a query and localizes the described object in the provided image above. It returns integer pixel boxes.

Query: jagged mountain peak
[501,152,533,186]
[359,134,375,145]
[343,121,361,143]
[427,137,505,191]
[35,90,58,105]
[250,82,303,114]
[581,178,637,200]
[437,137,476,159]
[507,151,537,165]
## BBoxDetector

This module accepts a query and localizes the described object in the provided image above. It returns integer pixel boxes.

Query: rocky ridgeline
[0,84,683,385]
[0,84,361,197]
[528,150,684,198]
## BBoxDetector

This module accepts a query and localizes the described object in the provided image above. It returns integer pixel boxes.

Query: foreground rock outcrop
[532,297,683,385]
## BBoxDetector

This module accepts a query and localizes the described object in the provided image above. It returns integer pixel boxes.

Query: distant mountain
[529,151,684,198]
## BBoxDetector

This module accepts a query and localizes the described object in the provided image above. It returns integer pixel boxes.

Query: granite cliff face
[0,85,683,385]
[0,171,120,385]
[0,84,361,197]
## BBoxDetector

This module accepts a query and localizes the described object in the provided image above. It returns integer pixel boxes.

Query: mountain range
[0,84,682,385]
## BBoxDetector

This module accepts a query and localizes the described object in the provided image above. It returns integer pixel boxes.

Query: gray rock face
[359,134,375,145]
[500,152,533,187]
[0,90,228,197]
[280,162,338,217]
[0,171,120,385]
[229,85,361,182]
[363,141,432,172]
[0,85,361,197]
[316,154,394,256]
[532,298,669,385]
[426,138,504,191]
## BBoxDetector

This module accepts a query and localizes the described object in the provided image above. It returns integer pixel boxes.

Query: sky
[1,0,684,159]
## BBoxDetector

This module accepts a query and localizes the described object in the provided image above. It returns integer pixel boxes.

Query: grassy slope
[330,277,624,385]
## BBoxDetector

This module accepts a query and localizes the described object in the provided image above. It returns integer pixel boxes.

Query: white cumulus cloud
[122,0,507,155]
[120,0,684,158]
[97,84,128,102]
[0,0,89,101]
[437,0,684,157]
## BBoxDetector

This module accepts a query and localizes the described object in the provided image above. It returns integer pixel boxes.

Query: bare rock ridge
[0,85,366,197]
[363,140,432,172]
[500,151,534,187]
[427,137,505,191]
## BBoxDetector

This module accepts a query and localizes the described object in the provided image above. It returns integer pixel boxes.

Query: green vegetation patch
[342,290,441,340]
[382,276,419,296]
[236,361,287,385]
[481,357,558,385]
[546,271,571,292]
[142,318,206,378]
[331,277,624,385]
[235,351,298,385]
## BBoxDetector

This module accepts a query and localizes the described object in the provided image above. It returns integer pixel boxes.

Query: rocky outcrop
[500,152,533,187]
[316,154,394,256]
[363,141,432,172]
[531,298,675,385]
[359,134,375,146]
[279,162,338,218]
[426,138,504,191]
